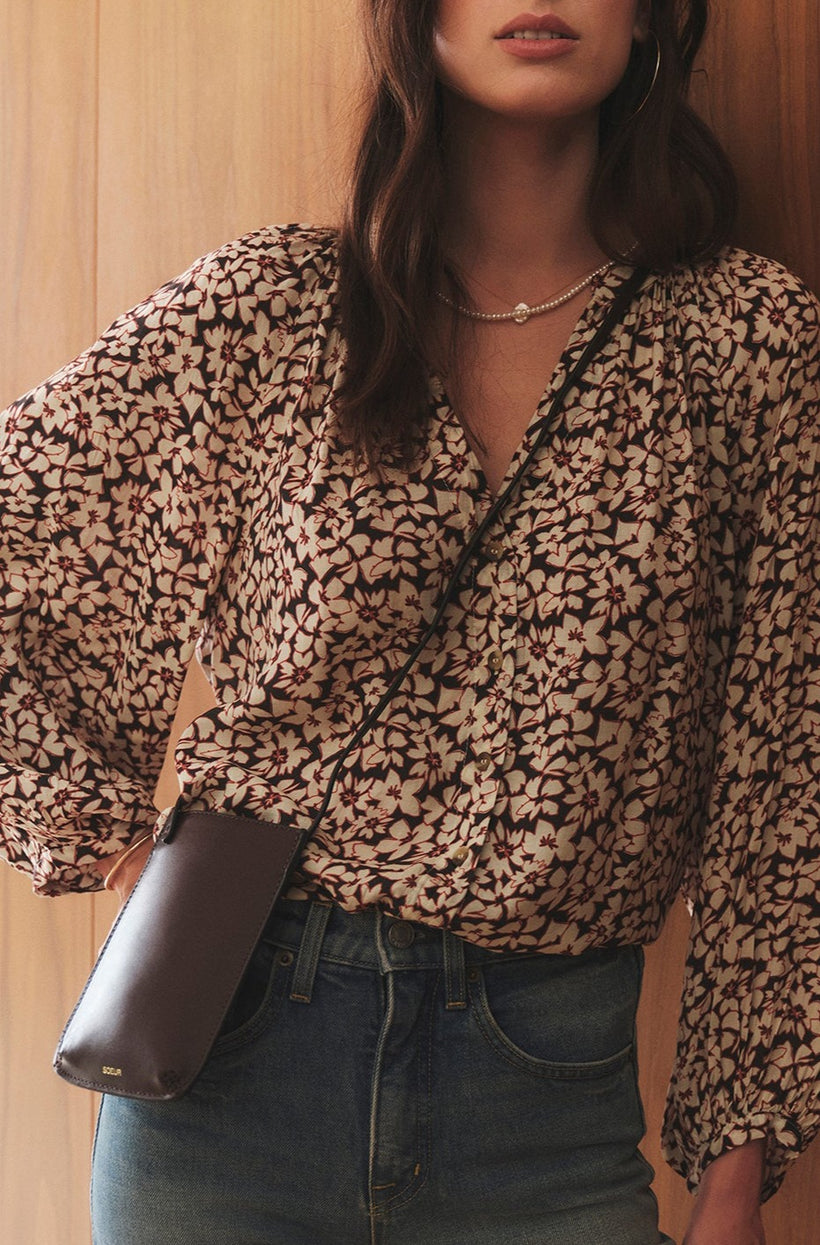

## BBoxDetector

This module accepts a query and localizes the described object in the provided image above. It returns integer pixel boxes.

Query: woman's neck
[439,98,607,300]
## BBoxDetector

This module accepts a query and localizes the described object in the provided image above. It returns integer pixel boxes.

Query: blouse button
[474,753,492,773]
[488,651,503,672]
[451,845,470,864]
[485,539,504,562]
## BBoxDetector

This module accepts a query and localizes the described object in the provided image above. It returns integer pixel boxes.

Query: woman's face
[434,1,652,123]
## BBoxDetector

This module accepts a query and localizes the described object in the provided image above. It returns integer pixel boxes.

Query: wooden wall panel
[690,0,820,291]
[1,2,818,1243]
[0,875,96,1244]
[0,0,98,397]
[96,0,363,321]
[0,3,99,1243]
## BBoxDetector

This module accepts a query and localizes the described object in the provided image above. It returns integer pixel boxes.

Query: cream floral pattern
[0,225,818,1199]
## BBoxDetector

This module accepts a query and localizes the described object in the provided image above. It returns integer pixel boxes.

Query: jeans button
[388,920,416,948]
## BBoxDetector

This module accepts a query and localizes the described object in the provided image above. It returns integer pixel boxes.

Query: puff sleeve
[662,265,820,1200]
[0,232,283,895]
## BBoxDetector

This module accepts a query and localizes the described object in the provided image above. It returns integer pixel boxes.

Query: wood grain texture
[0,3,99,1243]
[96,0,362,322]
[0,0,98,405]
[690,0,820,292]
[1,2,818,1242]
[0,872,99,1244]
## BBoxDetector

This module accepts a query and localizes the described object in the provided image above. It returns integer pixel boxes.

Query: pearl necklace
[436,259,614,324]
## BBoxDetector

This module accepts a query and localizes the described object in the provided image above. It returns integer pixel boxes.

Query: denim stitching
[370,968,438,1219]
[469,969,634,1080]
[210,952,292,1056]
[290,900,332,1003]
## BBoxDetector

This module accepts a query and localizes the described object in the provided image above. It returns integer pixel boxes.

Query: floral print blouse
[1,224,818,1199]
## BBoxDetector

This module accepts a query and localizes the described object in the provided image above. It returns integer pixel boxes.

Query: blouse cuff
[0,770,164,895]
[662,1107,808,1203]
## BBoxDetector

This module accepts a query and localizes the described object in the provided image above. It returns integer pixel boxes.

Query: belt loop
[442,928,467,1010]
[290,899,333,1004]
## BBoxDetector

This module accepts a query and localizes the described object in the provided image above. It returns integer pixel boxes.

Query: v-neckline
[428,265,631,502]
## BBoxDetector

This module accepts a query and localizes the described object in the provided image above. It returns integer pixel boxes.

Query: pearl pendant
[513,302,532,324]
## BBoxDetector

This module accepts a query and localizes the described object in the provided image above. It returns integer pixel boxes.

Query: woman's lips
[495,34,579,61]
[494,12,580,40]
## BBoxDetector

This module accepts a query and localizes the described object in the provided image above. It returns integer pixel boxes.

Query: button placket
[439,520,517,887]
[462,530,517,783]
[430,805,482,881]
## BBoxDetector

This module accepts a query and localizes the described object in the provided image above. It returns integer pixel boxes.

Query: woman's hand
[683,1140,767,1245]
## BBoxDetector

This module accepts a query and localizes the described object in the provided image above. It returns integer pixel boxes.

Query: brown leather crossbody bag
[54,266,649,1101]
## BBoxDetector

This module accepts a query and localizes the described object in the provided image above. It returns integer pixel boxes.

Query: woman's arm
[91,835,155,905]
[684,1139,766,1245]
[662,256,820,1205]
[0,233,274,894]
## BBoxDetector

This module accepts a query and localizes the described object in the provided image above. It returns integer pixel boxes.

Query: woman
[1,1,817,1242]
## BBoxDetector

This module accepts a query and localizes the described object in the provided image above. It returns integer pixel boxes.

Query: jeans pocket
[468,943,641,1078]
[210,938,295,1055]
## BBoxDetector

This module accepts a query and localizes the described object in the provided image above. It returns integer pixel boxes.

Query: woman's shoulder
[664,245,819,330]
[123,223,344,337]
[650,247,819,398]
[184,222,341,296]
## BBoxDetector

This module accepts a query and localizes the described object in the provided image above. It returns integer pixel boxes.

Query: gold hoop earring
[628,32,661,122]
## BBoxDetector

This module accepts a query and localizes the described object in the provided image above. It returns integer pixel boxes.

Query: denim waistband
[262,895,553,970]
[261,894,637,1004]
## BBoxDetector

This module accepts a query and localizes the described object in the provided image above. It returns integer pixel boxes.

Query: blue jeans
[91,896,676,1244]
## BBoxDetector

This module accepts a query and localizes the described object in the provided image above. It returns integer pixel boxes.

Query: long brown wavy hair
[335,0,737,467]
